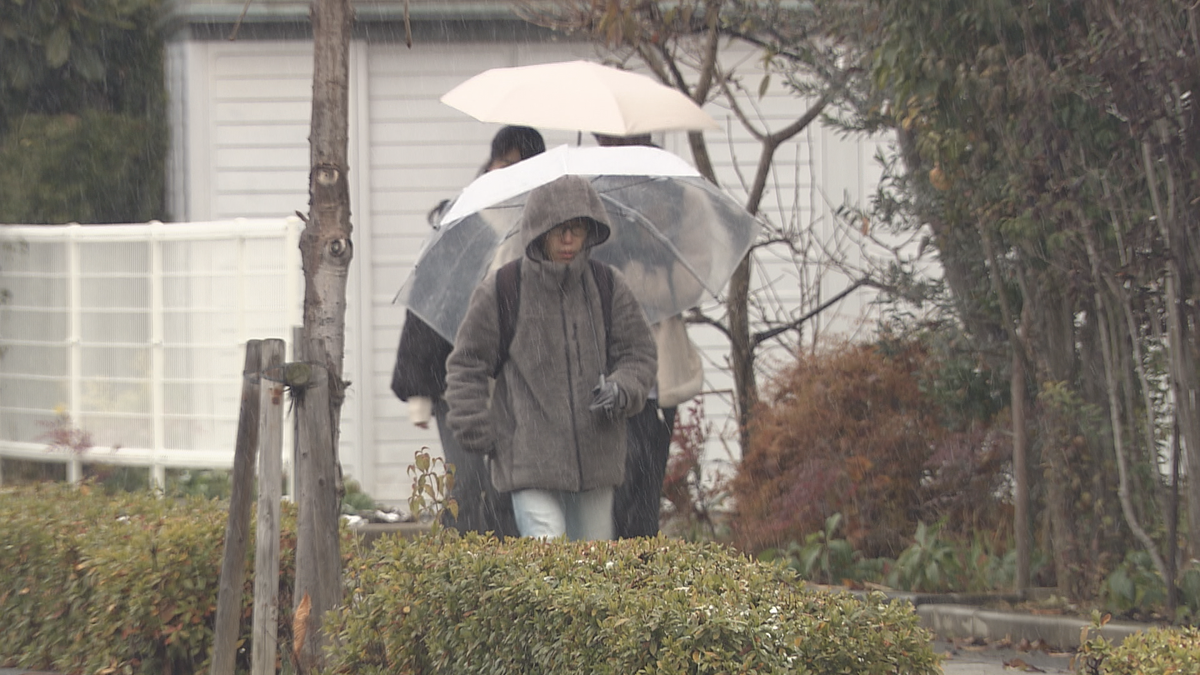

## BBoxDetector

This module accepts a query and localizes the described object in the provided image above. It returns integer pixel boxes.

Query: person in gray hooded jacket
[444,174,657,541]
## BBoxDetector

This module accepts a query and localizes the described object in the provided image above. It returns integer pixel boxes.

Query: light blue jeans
[511,487,615,541]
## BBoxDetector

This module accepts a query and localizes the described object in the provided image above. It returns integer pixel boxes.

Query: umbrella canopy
[440,60,719,136]
[395,145,759,343]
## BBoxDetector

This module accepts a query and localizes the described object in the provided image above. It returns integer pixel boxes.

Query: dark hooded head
[520,175,612,261]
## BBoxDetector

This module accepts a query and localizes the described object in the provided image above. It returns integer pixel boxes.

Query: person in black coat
[391,125,544,536]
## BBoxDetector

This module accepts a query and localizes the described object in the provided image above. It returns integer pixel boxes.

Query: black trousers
[434,398,519,537]
[613,401,677,538]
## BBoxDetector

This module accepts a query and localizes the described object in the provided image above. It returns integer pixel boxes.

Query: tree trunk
[293,0,352,672]
[1141,141,1200,556]
[1043,448,1080,598]
[682,128,763,453]
[1011,345,1030,593]
[292,339,343,674]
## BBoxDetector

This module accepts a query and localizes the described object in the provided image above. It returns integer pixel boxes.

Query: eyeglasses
[549,221,589,238]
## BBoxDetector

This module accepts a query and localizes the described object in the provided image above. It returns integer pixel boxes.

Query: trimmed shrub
[1078,623,1200,674]
[734,341,943,557]
[733,337,1012,560]
[0,481,317,674]
[326,531,941,675]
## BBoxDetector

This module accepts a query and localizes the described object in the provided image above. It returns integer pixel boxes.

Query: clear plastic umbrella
[394,145,759,343]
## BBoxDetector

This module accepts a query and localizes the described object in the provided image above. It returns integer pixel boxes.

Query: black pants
[613,401,676,538]
[434,398,519,537]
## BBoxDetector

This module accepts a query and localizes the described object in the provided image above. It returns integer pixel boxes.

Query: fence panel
[0,219,302,487]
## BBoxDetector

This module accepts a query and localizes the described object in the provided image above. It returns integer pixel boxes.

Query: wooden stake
[251,339,286,675]
[210,340,262,675]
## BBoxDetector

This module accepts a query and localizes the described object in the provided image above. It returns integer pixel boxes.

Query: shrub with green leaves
[887,520,963,593]
[0,111,165,224]
[0,481,311,674]
[1101,550,1167,618]
[761,513,886,588]
[1078,622,1200,675]
[326,532,941,675]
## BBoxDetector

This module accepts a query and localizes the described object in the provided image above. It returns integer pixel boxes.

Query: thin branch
[718,77,767,142]
[752,276,870,345]
[690,0,722,103]
[685,307,731,340]
[228,0,254,41]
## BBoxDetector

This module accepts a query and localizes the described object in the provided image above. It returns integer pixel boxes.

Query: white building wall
[168,32,890,506]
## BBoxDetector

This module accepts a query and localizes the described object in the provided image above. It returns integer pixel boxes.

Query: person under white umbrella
[390,126,545,537]
[592,132,706,539]
[406,59,738,539]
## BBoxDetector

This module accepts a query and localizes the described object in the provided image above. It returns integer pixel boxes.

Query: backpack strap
[588,259,614,348]
[493,258,615,377]
[494,259,522,378]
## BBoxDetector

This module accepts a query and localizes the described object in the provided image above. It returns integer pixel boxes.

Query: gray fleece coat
[445,175,657,494]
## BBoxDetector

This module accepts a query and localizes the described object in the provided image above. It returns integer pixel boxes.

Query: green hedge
[327,532,941,675]
[3,485,942,675]
[0,111,165,224]
[0,482,302,674]
[1079,624,1200,675]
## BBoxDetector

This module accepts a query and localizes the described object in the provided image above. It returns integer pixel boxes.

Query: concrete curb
[917,603,1150,649]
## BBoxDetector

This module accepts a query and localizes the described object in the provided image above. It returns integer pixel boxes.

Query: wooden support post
[292,326,304,502]
[251,340,286,675]
[210,340,262,675]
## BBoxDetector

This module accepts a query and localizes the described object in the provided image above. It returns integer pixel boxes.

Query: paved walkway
[936,637,1077,674]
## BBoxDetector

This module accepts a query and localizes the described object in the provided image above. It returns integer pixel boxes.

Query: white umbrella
[439,60,719,136]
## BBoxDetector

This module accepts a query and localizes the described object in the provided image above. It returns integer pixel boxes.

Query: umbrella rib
[596,192,719,298]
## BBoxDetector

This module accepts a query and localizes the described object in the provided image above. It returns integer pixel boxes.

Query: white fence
[0,219,303,488]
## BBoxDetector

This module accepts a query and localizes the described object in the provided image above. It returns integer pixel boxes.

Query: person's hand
[589,378,626,417]
[408,397,433,428]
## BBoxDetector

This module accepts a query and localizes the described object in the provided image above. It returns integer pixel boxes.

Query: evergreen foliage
[1079,622,1200,675]
[0,0,167,223]
[0,482,311,674]
[328,530,941,675]
[0,484,940,675]
[820,0,1198,603]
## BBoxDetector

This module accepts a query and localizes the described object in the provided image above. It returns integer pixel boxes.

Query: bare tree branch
[752,276,871,345]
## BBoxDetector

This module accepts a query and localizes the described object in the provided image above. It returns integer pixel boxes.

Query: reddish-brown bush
[733,339,1011,558]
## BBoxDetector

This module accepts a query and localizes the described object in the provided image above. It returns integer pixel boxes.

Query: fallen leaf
[293,592,311,659]
[1003,657,1045,672]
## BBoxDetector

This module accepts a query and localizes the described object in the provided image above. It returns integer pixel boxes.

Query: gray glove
[589,377,627,417]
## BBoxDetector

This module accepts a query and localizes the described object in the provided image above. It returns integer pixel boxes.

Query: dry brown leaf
[1003,657,1045,672]
[293,592,311,659]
